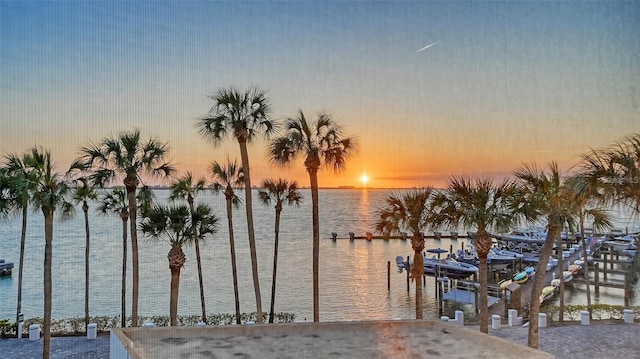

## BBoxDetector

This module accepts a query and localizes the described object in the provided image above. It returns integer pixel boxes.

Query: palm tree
[269,110,357,322]
[198,87,275,323]
[79,129,174,327]
[97,187,129,327]
[140,204,217,326]
[430,176,517,333]
[210,158,244,324]
[564,174,612,318]
[609,134,640,213]
[1,153,37,329]
[26,148,74,359]
[374,188,434,319]
[258,178,302,323]
[67,163,98,332]
[512,162,576,349]
[169,172,208,323]
[580,134,640,214]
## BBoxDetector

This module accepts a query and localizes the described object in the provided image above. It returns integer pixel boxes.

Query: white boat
[494,228,547,253]
[550,271,573,287]
[603,234,638,252]
[0,258,14,276]
[395,256,413,273]
[423,257,478,280]
[490,247,524,260]
[395,255,478,279]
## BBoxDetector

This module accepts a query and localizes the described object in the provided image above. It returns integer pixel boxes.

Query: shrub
[541,304,635,322]
[0,319,13,337]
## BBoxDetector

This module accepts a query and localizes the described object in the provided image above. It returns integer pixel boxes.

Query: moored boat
[512,266,534,284]
[423,257,478,280]
[454,245,523,270]
[567,264,581,275]
[0,258,14,276]
[395,256,413,273]
[494,228,547,253]
[603,235,638,252]
[539,285,558,304]
[550,271,573,287]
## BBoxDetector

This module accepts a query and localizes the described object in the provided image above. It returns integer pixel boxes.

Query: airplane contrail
[416,41,440,52]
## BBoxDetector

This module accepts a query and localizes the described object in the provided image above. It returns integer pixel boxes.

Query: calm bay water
[0,188,639,322]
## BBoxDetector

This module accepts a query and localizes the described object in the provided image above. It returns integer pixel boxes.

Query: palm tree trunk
[414,250,424,319]
[120,214,128,327]
[309,168,320,322]
[579,214,592,318]
[238,140,263,324]
[169,265,181,326]
[527,225,560,349]
[16,204,27,330]
[226,195,241,324]
[189,200,207,324]
[556,233,565,322]
[477,254,489,333]
[83,203,90,332]
[269,207,282,323]
[126,185,139,327]
[194,241,206,323]
[475,229,492,333]
[43,212,54,359]
[411,232,425,319]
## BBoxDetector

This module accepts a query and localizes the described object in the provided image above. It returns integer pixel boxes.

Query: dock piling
[594,263,600,296]
[406,256,410,292]
[387,261,391,291]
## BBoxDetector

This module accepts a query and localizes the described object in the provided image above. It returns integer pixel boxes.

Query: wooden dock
[331,231,469,241]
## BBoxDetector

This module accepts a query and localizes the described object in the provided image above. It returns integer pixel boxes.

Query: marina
[387,227,640,321]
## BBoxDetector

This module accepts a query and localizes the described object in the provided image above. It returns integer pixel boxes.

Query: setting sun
[360,174,369,186]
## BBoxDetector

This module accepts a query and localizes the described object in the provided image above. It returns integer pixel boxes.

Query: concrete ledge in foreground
[110,319,553,359]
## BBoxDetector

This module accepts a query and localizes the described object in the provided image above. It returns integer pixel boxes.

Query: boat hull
[423,259,478,280]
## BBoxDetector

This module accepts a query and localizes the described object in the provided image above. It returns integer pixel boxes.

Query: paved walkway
[0,334,110,359]
[1,322,639,358]
[489,322,640,359]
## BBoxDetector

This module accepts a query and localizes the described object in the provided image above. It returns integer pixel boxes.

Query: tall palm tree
[1,153,37,328]
[140,204,217,326]
[430,176,517,333]
[269,110,357,322]
[564,174,612,318]
[258,178,302,323]
[79,129,174,327]
[26,148,74,359]
[67,162,98,332]
[512,162,576,349]
[169,172,208,323]
[210,158,244,324]
[198,87,275,323]
[375,188,434,319]
[97,187,129,327]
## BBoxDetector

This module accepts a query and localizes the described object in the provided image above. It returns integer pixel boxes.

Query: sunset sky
[1,1,638,188]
